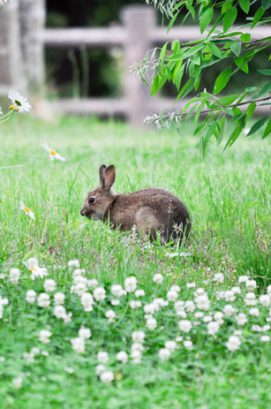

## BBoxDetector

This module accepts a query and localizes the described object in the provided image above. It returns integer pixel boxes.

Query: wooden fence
[0,2,270,126]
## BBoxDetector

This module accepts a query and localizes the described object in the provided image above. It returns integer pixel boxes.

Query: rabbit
[80,164,191,243]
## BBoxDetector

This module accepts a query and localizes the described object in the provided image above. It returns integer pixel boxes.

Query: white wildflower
[249,307,260,317]
[9,91,31,113]
[39,329,52,344]
[80,293,94,312]
[105,310,116,322]
[260,335,270,342]
[207,321,220,335]
[135,289,145,297]
[68,259,80,269]
[132,331,145,343]
[125,276,137,293]
[226,335,241,352]
[20,202,35,220]
[167,290,178,302]
[111,284,125,298]
[42,144,66,161]
[116,351,128,363]
[259,294,271,307]
[37,293,50,308]
[95,364,106,376]
[245,292,257,306]
[93,287,106,302]
[129,300,142,309]
[100,371,114,384]
[12,376,23,389]
[153,273,164,284]
[223,305,235,317]
[146,317,157,330]
[165,340,177,351]
[213,273,224,283]
[25,290,36,303]
[236,313,247,326]
[97,351,109,363]
[78,327,91,340]
[9,268,20,285]
[54,292,65,305]
[44,279,56,293]
[71,337,85,353]
[159,348,171,361]
[179,320,192,333]
[183,340,193,350]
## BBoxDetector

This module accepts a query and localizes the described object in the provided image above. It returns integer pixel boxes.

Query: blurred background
[0,0,270,125]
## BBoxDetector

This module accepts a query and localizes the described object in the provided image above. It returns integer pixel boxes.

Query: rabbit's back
[109,189,190,241]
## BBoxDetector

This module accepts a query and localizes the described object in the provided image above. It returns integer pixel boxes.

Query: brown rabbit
[80,165,191,243]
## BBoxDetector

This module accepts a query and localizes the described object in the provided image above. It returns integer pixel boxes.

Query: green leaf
[150,74,167,96]
[246,102,256,119]
[172,61,184,89]
[240,33,251,43]
[222,0,234,14]
[160,43,168,61]
[247,118,268,136]
[213,68,232,94]
[239,0,250,13]
[257,69,271,75]
[251,7,265,28]
[262,0,271,10]
[200,8,214,33]
[209,42,222,58]
[230,41,241,56]
[219,95,238,105]
[223,7,237,32]
[224,117,245,148]
[234,57,249,73]
[262,118,271,138]
[200,123,217,157]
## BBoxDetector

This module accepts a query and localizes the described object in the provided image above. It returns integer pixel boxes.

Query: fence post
[19,0,45,93]
[0,0,25,94]
[121,6,155,127]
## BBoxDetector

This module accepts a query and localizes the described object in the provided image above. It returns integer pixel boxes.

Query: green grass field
[1,116,271,409]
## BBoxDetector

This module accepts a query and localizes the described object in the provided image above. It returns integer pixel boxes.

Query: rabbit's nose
[80,209,86,216]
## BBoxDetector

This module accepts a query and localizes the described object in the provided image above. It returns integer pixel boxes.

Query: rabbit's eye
[89,196,95,205]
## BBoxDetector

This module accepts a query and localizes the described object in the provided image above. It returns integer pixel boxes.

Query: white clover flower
[153,298,168,308]
[195,294,210,310]
[186,282,196,289]
[93,287,106,302]
[203,315,212,323]
[146,317,157,330]
[165,340,177,351]
[207,321,220,335]
[8,91,31,113]
[195,311,204,319]
[116,351,128,363]
[24,257,48,280]
[12,376,23,389]
[68,259,80,269]
[44,279,56,293]
[100,371,114,384]
[95,364,106,376]
[111,299,120,306]
[167,290,178,302]
[0,296,8,319]
[53,305,72,323]
[184,300,195,313]
[179,320,192,333]
[105,310,116,322]
[39,329,52,344]
[129,300,142,309]
[231,286,241,295]
[42,144,66,161]
[132,331,145,343]
[125,276,137,293]
[20,202,35,220]
[87,279,99,289]
[23,352,35,363]
[226,335,241,352]
[153,273,164,284]
[224,290,235,302]
[245,292,257,306]
[71,337,85,353]
[259,294,271,307]
[111,284,125,298]
[223,305,235,317]
[159,348,171,361]
[246,279,257,291]
[37,293,50,308]
[236,313,247,326]
[238,275,249,284]
[144,303,156,315]
[131,342,144,353]
[260,335,270,342]
[54,292,65,305]
[249,307,260,317]
[79,327,91,340]
[9,268,20,285]
[135,289,145,297]
[72,269,85,278]
[195,288,205,296]
[80,293,94,312]
[214,311,224,324]
[213,273,224,283]
[131,349,142,364]
[97,351,109,363]
[171,285,180,293]
[183,340,193,350]
[267,285,271,295]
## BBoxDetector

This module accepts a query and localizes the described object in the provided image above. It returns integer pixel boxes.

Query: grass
[0,116,271,409]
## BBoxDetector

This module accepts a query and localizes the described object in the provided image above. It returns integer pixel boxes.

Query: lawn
[0,116,271,409]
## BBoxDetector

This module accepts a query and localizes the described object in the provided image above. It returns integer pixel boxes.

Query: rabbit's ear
[102,165,116,190]
[99,165,106,185]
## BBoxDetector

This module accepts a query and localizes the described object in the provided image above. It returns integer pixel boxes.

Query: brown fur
[81,165,191,243]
